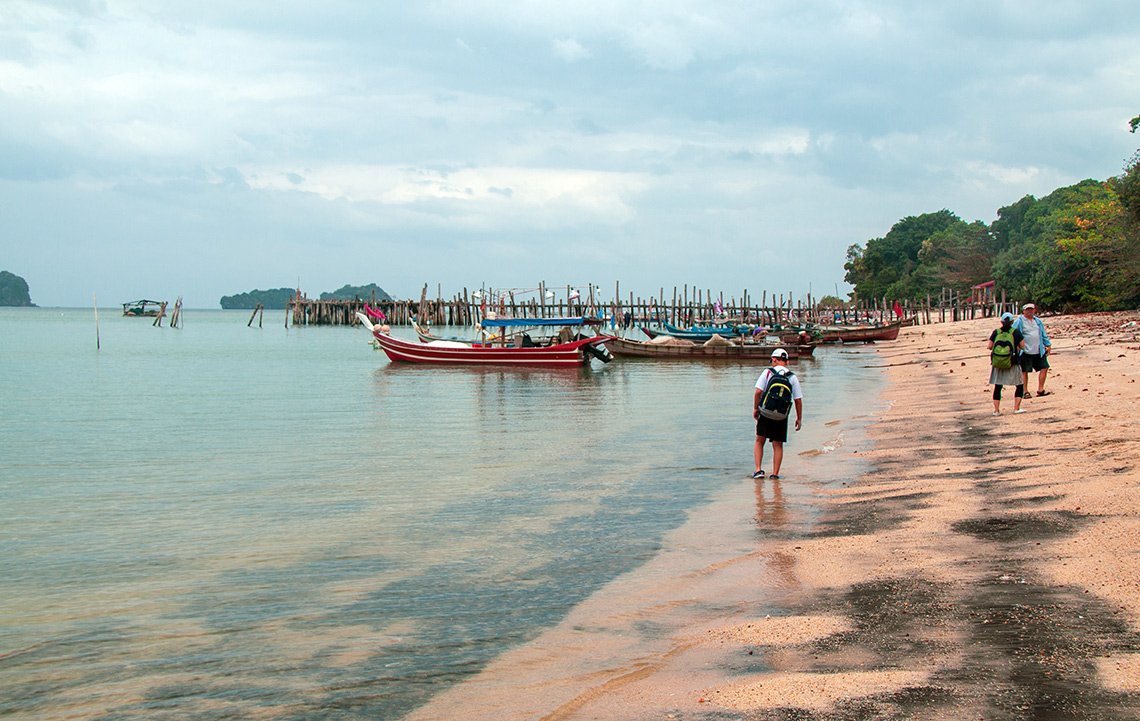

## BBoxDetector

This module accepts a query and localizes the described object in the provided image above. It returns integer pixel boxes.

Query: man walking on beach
[1013,303,1052,396]
[752,349,803,480]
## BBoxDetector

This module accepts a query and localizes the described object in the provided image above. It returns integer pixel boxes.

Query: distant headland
[0,271,35,306]
[220,284,392,310]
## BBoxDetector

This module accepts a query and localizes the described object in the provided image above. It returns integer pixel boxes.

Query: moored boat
[610,335,814,360]
[659,321,757,340]
[359,313,614,366]
[814,320,903,343]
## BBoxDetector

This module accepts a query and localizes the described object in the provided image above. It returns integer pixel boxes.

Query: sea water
[0,308,886,719]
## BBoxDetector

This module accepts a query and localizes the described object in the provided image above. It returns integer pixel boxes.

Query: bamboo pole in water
[94,293,100,350]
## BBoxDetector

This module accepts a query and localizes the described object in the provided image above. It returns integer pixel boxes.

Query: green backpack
[991,328,1016,370]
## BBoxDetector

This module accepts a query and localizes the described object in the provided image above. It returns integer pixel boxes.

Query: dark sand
[408,312,1140,720]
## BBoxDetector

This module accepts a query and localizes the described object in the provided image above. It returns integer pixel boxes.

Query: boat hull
[610,337,814,359]
[819,321,902,343]
[372,330,610,366]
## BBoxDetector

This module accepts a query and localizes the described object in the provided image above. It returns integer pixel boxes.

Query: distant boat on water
[122,300,166,317]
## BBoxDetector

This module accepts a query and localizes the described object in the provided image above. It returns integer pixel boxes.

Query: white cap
[1023,303,1035,310]
[771,348,789,359]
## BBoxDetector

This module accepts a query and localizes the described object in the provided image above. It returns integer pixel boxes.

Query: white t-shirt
[756,367,803,400]
[1018,316,1042,354]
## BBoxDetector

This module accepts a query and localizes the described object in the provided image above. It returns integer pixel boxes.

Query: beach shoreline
[406,311,1140,720]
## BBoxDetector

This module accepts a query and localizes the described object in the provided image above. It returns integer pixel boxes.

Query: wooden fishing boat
[647,326,816,344]
[659,321,756,340]
[610,336,814,359]
[359,313,614,366]
[644,325,753,341]
[814,320,903,343]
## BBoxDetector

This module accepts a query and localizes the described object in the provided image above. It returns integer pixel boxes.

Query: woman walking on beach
[988,312,1026,416]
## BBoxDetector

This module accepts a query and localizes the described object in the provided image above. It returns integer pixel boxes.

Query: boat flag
[365,303,387,321]
[893,301,903,319]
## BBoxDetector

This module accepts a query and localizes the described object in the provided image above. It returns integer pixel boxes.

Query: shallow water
[0,308,886,719]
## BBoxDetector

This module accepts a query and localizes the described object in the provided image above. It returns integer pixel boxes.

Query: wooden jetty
[284,282,1025,329]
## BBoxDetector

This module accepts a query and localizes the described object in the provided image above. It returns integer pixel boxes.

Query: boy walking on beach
[752,349,803,480]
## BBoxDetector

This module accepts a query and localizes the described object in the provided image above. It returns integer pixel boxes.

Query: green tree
[1053,182,1140,309]
[844,210,959,300]
[1111,150,1140,225]
[815,294,847,307]
[916,220,995,291]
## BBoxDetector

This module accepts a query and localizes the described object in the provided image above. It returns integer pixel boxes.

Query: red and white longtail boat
[357,313,614,367]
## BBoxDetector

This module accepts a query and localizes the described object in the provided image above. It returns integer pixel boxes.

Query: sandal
[1036,390,1051,397]
[750,470,765,479]
[769,474,780,480]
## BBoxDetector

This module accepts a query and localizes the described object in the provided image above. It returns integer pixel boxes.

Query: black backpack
[759,368,795,420]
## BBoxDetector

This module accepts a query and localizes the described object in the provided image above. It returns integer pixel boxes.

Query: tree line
[844,120,1140,312]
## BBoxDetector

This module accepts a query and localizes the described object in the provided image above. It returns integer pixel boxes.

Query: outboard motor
[582,341,614,363]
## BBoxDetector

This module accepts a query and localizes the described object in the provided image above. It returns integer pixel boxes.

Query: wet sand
[408,312,1140,720]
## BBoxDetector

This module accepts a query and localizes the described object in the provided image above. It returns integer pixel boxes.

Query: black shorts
[1019,352,1050,372]
[756,414,789,443]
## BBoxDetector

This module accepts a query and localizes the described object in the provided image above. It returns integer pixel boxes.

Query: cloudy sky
[2,1,1138,308]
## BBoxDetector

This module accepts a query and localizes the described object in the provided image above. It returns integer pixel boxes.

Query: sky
[2,1,1138,308]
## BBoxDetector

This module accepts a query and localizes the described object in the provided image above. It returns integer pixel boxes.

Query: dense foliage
[845,164,1140,311]
[319,284,392,302]
[0,271,34,306]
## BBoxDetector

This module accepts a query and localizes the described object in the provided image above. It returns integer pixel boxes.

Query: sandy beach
[408,311,1140,720]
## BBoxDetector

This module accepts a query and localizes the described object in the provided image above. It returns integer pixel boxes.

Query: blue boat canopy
[481,316,597,327]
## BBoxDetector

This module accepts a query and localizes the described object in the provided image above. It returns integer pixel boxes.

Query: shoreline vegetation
[406,312,1140,719]
[844,161,1140,314]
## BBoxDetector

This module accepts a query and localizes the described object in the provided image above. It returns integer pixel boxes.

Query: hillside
[219,288,296,310]
[0,271,34,306]
[220,284,393,309]
[319,284,392,302]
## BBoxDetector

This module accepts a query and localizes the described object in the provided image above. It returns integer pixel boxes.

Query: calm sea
[0,308,886,719]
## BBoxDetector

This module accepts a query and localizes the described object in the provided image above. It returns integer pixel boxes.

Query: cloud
[3,0,1140,305]
[962,161,1041,188]
[552,37,589,62]
[242,163,647,230]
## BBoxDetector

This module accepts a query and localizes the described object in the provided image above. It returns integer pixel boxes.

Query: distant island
[219,288,296,310]
[0,271,35,306]
[220,284,392,309]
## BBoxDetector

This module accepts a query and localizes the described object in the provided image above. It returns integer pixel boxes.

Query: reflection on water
[754,477,789,528]
[0,310,885,719]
